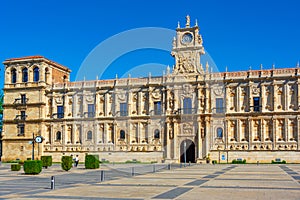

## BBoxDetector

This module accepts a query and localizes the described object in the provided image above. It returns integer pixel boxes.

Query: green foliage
[232,159,246,164]
[212,160,218,164]
[271,160,287,164]
[61,156,73,171]
[23,160,42,174]
[99,159,110,164]
[41,156,52,168]
[11,164,21,171]
[125,159,141,164]
[85,155,100,169]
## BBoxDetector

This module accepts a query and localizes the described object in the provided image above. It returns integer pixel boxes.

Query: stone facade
[2,17,300,163]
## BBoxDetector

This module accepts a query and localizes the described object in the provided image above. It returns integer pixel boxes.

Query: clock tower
[171,15,205,74]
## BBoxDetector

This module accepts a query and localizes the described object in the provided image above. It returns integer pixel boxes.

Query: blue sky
[1,0,300,85]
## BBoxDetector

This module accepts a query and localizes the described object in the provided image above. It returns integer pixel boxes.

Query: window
[216,98,224,113]
[57,106,64,118]
[120,130,125,139]
[253,97,260,112]
[154,101,161,115]
[87,104,95,117]
[21,94,26,104]
[217,127,223,138]
[56,131,61,140]
[87,130,92,140]
[33,67,39,82]
[183,98,192,114]
[11,69,17,83]
[154,129,160,139]
[120,103,127,116]
[22,68,28,83]
[18,124,25,136]
[20,111,26,120]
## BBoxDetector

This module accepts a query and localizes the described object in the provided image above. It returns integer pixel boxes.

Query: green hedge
[11,164,21,171]
[85,155,100,169]
[212,160,218,164]
[61,156,73,171]
[125,159,141,164]
[271,160,286,164]
[232,159,246,164]
[23,160,42,174]
[41,156,52,168]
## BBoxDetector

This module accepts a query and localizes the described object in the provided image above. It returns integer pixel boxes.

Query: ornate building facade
[2,16,300,163]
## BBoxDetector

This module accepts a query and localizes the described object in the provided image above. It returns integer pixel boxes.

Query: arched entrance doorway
[180,139,196,163]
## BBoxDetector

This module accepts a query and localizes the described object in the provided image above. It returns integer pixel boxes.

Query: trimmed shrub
[11,164,21,171]
[271,160,287,164]
[232,159,246,164]
[125,159,141,164]
[61,156,73,171]
[212,160,217,164]
[85,155,100,169]
[41,156,52,168]
[23,160,42,174]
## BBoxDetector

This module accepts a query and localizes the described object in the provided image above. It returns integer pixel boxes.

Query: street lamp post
[32,133,35,160]
[184,141,187,167]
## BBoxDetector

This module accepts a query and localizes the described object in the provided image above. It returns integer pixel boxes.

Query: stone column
[260,119,264,142]
[104,93,108,116]
[173,120,179,160]
[284,118,288,142]
[261,84,265,112]
[236,86,240,112]
[272,118,276,149]
[248,118,252,150]
[236,119,240,142]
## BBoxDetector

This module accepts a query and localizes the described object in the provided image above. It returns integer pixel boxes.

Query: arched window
[87,130,92,140]
[120,130,125,139]
[22,68,28,83]
[11,68,17,83]
[56,131,62,140]
[217,127,223,138]
[154,129,160,139]
[33,67,39,82]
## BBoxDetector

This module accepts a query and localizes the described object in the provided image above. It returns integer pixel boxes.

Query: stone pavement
[0,163,300,199]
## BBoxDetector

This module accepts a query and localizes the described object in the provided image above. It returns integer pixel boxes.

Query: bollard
[257,161,259,166]
[168,163,171,170]
[153,164,156,173]
[132,167,134,176]
[100,170,104,182]
[189,161,191,166]
[180,163,182,168]
[50,176,55,190]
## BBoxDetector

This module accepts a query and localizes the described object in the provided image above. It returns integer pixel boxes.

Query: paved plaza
[0,163,300,199]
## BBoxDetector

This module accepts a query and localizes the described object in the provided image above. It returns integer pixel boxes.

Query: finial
[225,66,228,72]
[128,73,131,78]
[195,19,198,27]
[205,62,209,73]
[272,63,275,69]
[260,64,263,70]
[177,21,180,28]
[96,75,98,80]
[148,72,151,78]
[167,65,170,74]
[186,15,190,27]
[249,66,252,70]
[297,61,300,68]
[115,74,118,79]
[83,76,86,81]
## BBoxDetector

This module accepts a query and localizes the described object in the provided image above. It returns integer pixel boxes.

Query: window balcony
[14,114,27,121]
[13,98,28,106]
[52,113,64,119]
[84,112,95,118]
[178,108,197,115]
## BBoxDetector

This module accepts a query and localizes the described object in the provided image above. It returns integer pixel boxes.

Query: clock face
[181,33,193,44]
[35,136,43,143]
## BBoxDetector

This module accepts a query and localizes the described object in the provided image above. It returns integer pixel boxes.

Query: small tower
[171,16,205,75]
